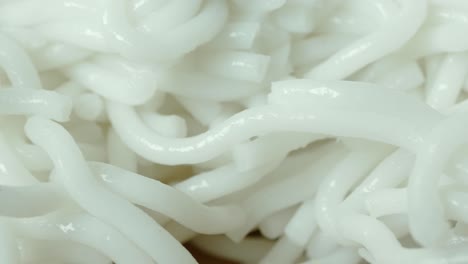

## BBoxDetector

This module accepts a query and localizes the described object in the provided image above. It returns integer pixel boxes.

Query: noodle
[13,212,154,264]
[426,53,468,109]
[0,89,72,121]
[208,22,261,50]
[305,0,427,80]
[306,231,339,258]
[0,133,38,185]
[258,206,296,240]
[103,0,227,61]
[0,33,41,89]
[0,183,63,217]
[140,112,187,138]
[408,114,468,246]
[0,0,468,263]
[0,224,20,264]
[259,236,303,264]
[314,146,390,242]
[25,117,196,263]
[107,128,138,172]
[284,199,317,247]
[108,102,425,165]
[227,145,345,242]
[65,57,159,105]
[91,162,246,234]
[300,248,361,264]
[19,240,111,264]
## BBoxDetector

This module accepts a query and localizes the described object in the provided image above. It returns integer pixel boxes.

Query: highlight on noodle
[0,0,468,263]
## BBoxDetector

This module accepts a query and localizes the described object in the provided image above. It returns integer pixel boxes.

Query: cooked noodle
[0,0,467,263]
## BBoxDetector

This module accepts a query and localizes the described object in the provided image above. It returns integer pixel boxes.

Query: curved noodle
[108,101,425,165]
[103,0,228,61]
[305,0,426,80]
[0,89,72,122]
[0,183,63,217]
[90,162,246,234]
[12,212,154,264]
[408,114,468,247]
[24,117,197,264]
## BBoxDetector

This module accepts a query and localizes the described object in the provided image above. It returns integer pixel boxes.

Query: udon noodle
[0,0,467,263]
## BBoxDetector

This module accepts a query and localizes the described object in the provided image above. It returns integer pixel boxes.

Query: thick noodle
[0,0,467,263]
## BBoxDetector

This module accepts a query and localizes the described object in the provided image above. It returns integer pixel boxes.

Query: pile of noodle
[0,0,468,263]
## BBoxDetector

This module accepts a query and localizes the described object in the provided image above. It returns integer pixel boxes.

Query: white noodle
[33,43,91,71]
[408,114,468,246]
[25,117,196,263]
[306,231,339,258]
[159,72,262,102]
[426,52,468,109]
[194,50,270,83]
[103,0,228,61]
[232,132,323,171]
[306,0,427,80]
[73,92,104,121]
[315,146,390,242]
[0,1,468,263]
[192,235,274,264]
[13,212,154,264]
[258,206,296,240]
[284,199,317,247]
[138,0,202,34]
[174,162,278,203]
[140,111,187,138]
[0,183,63,217]
[19,240,111,264]
[91,162,246,234]
[208,22,261,50]
[0,223,20,264]
[227,145,345,242]
[0,33,41,89]
[108,102,426,165]
[259,236,303,264]
[0,89,72,121]
[65,57,159,105]
[300,248,361,264]
[0,133,38,185]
